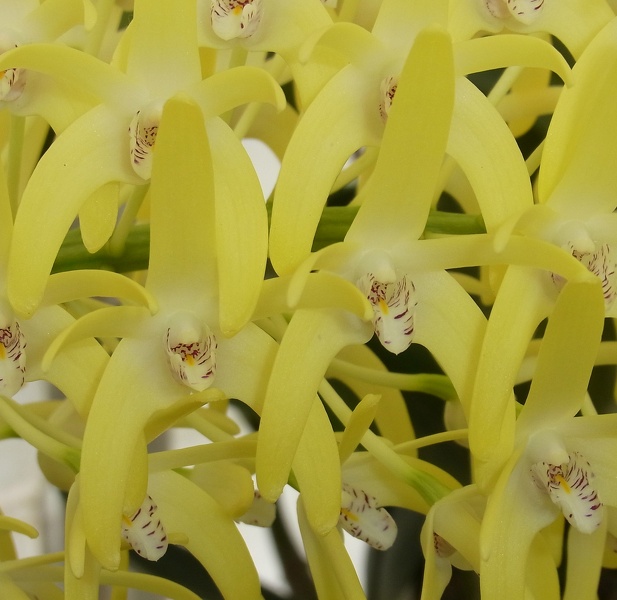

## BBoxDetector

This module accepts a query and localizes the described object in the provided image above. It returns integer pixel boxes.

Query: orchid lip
[121,495,168,561]
[128,104,163,180]
[357,271,417,355]
[210,0,263,41]
[165,311,217,392]
[339,483,397,550]
[530,451,603,534]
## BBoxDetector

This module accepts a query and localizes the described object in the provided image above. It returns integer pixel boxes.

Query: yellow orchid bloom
[40,94,281,573]
[449,0,613,59]
[1,0,284,317]
[476,280,612,599]
[470,17,617,486]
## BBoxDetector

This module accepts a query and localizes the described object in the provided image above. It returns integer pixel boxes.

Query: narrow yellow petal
[346,26,455,245]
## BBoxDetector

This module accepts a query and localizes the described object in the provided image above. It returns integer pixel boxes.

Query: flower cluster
[0,0,616,598]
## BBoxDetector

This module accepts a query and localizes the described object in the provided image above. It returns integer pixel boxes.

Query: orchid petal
[42,270,156,311]
[469,267,552,487]
[189,462,255,519]
[189,65,285,119]
[254,271,372,321]
[480,451,558,600]
[21,0,85,43]
[208,117,268,335]
[8,105,142,317]
[23,306,109,417]
[127,0,201,97]
[77,183,119,253]
[346,26,454,245]
[338,393,380,464]
[517,280,603,434]
[147,95,216,302]
[292,397,342,534]
[447,77,532,232]
[539,17,617,217]
[0,44,132,110]
[563,520,607,600]
[372,0,448,52]
[214,324,277,413]
[270,65,379,275]
[41,306,151,372]
[297,497,365,599]
[454,34,571,84]
[413,270,486,419]
[257,308,371,503]
[150,470,262,599]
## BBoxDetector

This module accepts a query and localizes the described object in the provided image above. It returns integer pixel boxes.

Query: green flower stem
[52,209,486,274]
[327,358,458,401]
[0,396,80,473]
[318,379,454,505]
[7,114,25,218]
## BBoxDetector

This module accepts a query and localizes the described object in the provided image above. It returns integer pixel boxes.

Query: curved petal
[517,279,604,435]
[214,323,278,414]
[147,96,216,302]
[372,0,448,52]
[293,397,342,535]
[41,305,151,372]
[254,271,372,321]
[468,267,552,489]
[480,451,559,600]
[42,270,156,311]
[21,0,84,42]
[256,308,372,503]
[269,65,380,275]
[127,0,201,98]
[189,65,285,119]
[208,118,268,335]
[346,26,455,246]
[447,77,533,232]
[297,498,363,600]
[563,519,607,600]
[0,44,132,110]
[8,105,142,317]
[338,393,380,464]
[150,470,262,599]
[78,183,119,253]
[539,18,617,217]
[24,305,110,417]
[413,270,486,419]
[454,34,571,84]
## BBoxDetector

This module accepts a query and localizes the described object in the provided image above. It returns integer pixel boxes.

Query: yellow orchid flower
[0,0,89,130]
[470,17,617,486]
[1,0,284,317]
[449,0,613,59]
[475,280,612,600]
[39,94,281,572]
[269,0,572,276]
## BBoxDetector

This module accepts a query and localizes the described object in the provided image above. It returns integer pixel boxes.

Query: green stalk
[52,209,486,274]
